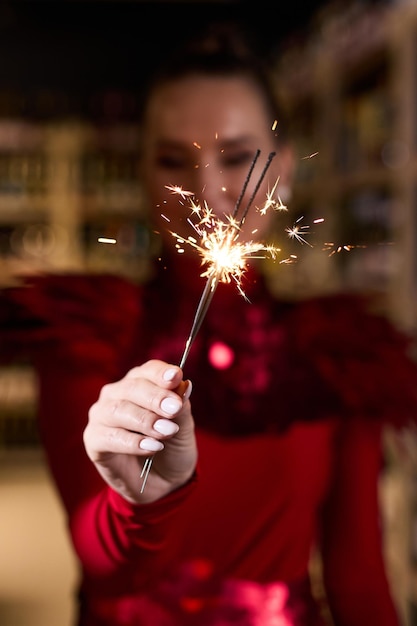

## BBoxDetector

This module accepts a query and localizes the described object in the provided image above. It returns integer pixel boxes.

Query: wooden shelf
[275,1,417,332]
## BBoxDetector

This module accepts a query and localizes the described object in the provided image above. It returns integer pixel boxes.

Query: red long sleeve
[320,418,400,625]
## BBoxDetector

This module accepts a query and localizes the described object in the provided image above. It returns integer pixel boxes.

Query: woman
[2,22,417,626]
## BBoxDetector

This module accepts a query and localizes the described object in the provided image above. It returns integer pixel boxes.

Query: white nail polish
[163,368,177,381]
[160,397,182,415]
[154,419,179,435]
[140,438,164,451]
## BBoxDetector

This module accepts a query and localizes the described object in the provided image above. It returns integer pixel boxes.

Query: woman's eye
[221,151,256,167]
[156,155,187,169]
[156,151,198,170]
[156,150,256,170]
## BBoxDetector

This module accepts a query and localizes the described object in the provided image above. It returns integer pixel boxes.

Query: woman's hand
[83,359,197,504]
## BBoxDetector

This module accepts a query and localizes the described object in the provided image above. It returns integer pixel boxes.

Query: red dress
[1,257,416,625]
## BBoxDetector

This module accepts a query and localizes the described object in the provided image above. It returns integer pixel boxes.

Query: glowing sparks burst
[170,204,280,298]
[99,150,364,282]
[163,149,292,302]
[164,171,331,300]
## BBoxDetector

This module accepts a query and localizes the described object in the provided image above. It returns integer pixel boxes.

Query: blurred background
[1,0,417,624]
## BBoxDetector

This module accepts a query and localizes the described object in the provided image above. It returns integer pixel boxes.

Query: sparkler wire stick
[239,151,276,226]
[232,149,260,218]
[140,150,276,492]
[140,281,221,492]
[178,275,219,369]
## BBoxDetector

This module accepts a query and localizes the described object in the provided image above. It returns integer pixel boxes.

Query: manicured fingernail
[154,419,179,435]
[163,368,177,381]
[183,380,193,400]
[160,397,182,415]
[140,438,164,451]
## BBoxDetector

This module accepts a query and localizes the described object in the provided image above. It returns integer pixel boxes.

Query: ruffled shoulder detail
[288,293,417,428]
[0,273,143,376]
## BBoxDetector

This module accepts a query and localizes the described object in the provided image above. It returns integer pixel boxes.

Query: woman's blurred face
[141,74,292,248]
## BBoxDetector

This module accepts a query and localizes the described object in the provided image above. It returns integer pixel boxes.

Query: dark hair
[139,20,289,143]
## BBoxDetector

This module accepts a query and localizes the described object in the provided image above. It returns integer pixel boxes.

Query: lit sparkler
[140,149,279,492]
[170,149,280,368]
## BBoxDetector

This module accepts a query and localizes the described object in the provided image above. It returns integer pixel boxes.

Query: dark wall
[0,1,323,91]
[0,1,386,120]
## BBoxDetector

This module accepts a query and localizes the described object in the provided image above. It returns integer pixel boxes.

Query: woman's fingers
[85,362,190,464]
[84,420,164,460]
[89,397,178,437]
[99,369,184,420]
